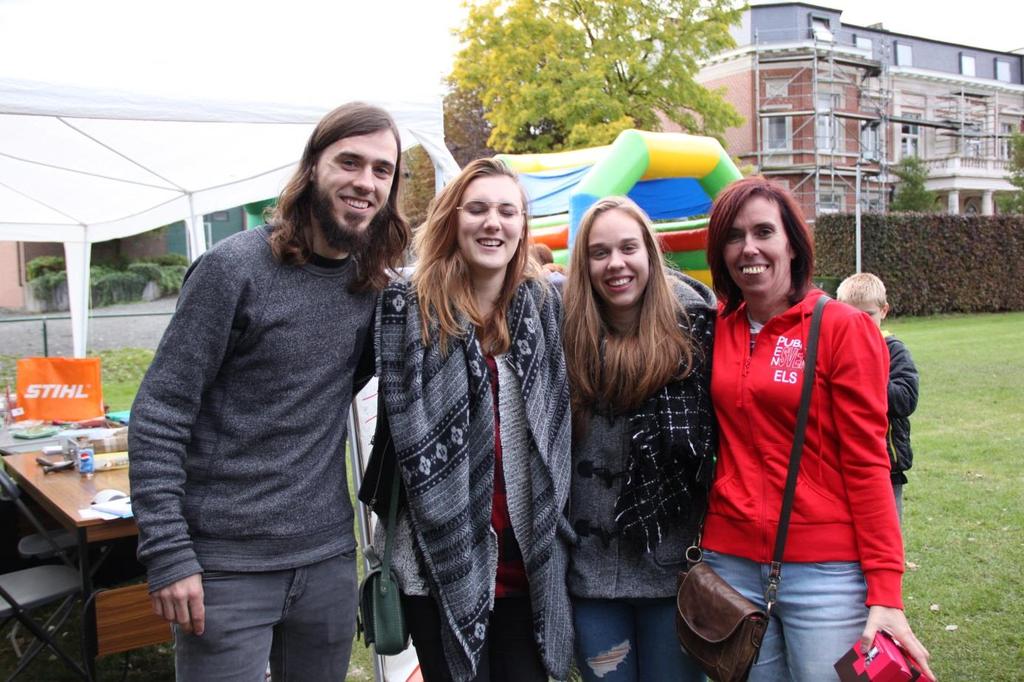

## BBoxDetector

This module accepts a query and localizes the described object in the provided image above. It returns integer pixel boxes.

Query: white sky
[0,0,467,103]
[0,0,1019,105]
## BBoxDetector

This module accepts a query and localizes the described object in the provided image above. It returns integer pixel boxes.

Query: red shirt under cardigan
[702,290,905,608]
[485,355,528,597]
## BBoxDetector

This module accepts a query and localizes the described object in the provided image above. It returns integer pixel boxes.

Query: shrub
[26,255,66,281]
[156,265,187,294]
[90,270,148,307]
[126,262,162,282]
[26,270,68,301]
[815,213,1024,316]
[127,262,186,295]
[142,253,189,267]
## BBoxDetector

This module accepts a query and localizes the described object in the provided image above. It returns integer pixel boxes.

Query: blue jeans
[702,550,867,682]
[572,597,705,682]
[174,550,357,682]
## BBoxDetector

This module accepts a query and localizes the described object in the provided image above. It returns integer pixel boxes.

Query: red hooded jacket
[703,290,905,608]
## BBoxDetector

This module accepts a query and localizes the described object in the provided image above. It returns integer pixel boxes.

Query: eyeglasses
[456,201,523,221]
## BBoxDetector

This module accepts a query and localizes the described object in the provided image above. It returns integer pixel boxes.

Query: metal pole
[42,318,49,357]
[855,160,863,274]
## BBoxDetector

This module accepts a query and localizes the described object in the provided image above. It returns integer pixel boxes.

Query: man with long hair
[129,102,409,681]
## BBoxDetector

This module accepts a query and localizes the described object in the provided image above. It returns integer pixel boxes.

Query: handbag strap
[764,295,829,613]
[380,463,402,579]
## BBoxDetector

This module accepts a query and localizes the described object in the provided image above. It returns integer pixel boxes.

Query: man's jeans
[174,550,357,682]
[703,550,868,682]
[572,597,705,682]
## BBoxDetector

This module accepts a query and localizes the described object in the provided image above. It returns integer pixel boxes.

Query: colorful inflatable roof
[497,129,742,284]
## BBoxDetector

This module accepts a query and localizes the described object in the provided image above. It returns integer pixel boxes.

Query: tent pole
[62,240,91,358]
[184,194,208,262]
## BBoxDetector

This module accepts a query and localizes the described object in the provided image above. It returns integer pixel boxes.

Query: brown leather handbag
[675,296,829,682]
[675,560,769,681]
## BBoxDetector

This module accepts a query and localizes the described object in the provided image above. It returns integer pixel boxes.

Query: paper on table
[79,508,119,521]
[91,497,133,518]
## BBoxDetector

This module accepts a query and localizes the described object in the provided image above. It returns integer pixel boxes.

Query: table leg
[79,527,98,680]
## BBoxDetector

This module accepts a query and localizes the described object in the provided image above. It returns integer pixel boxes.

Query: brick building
[697,2,1024,220]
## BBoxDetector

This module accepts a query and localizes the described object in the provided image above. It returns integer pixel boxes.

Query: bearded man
[129,102,408,681]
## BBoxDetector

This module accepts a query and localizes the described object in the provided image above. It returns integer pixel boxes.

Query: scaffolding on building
[751,26,892,221]
[746,25,1024,219]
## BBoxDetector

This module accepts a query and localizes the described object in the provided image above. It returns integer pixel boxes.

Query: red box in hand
[835,631,922,682]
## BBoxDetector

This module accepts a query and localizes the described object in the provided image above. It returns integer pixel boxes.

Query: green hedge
[24,255,187,307]
[91,269,148,307]
[815,213,1024,316]
[141,253,189,267]
[127,262,187,295]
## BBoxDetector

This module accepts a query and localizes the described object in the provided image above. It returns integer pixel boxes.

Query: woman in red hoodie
[702,177,934,681]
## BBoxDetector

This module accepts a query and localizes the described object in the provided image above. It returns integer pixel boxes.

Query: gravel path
[0,297,178,357]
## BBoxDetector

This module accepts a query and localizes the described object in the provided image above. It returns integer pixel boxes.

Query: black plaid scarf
[613,305,716,551]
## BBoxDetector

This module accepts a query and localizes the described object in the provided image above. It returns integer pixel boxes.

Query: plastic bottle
[76,437,95,479]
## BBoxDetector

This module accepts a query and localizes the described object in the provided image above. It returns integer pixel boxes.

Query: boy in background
[837,273,919,522]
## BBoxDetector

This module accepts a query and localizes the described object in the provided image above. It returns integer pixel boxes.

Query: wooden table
[2,451,167,676]
[2,451,137,547]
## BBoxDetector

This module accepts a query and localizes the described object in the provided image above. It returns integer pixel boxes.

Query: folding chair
[0,470,87,680]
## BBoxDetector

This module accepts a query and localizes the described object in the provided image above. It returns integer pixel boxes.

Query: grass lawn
[2,311,1022,679]
[885,312,1024,680]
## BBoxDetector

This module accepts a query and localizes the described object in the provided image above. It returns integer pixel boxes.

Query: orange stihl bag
[16,357,105,422]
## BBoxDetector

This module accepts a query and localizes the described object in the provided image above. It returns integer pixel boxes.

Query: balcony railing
[922,157,1010,175]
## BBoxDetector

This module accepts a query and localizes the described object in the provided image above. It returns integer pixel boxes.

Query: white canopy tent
[0,0,463,357]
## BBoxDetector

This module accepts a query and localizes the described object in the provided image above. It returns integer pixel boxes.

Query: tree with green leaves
[450,0,744,153]
[890,156,938,212]
[996,132,1024,214]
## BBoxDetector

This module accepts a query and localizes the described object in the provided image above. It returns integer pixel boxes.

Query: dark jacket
[885,333,919,485]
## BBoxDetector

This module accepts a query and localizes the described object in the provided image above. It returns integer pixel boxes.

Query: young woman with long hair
[373,158,574,682]
[561,197,715,681]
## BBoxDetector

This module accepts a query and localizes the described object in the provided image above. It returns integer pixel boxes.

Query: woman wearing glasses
[374,158,573,682]
[561,197,715,681]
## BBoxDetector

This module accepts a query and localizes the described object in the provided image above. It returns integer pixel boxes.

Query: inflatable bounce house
[497,129,742,286]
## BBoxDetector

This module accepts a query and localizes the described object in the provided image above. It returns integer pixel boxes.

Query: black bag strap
[764,295,829,613]
[380,463,402,581]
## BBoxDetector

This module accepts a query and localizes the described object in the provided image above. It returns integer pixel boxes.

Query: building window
[860,121,881,161]
[855,35,873,52]
[859,192,884,213]
[819,190,844,214]
[209,210,231,222]
[995,59,1012,83]
[895,42,913,67]
[960,54,976,77]
[963,124,982,158]
[1000,122,1015,159]
[901,113,921,158]
[764,117,790,152]
[816,94,840,151]
[810,16,833,42]
[765,78,789,99]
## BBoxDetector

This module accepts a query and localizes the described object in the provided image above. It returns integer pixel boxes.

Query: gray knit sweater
[129,226,374,592]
